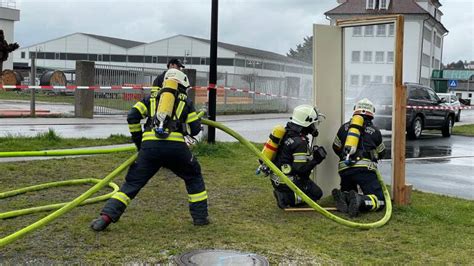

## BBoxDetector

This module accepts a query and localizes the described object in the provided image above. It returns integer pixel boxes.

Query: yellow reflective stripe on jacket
[188,191,208,203]
[186,111,199,124]
[128,123,142,133]
[111,192,131,206]
[293,152,307,163]
[142,131,185,142]
[338,159,377,172]
[175,100,185,119]
[376,142,385,153]
[150,97,156,118]
[133,102,148,118]
[333,136,342,148]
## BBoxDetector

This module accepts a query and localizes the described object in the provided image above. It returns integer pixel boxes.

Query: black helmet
[167,58,185,69]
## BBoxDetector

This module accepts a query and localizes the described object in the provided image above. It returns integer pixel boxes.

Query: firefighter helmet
[290,104,321,128]
[164,69,190,88]
[353,98,375,118]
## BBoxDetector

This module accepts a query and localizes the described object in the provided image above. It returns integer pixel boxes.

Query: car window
[427,89,440,102]
[411,87,430,100]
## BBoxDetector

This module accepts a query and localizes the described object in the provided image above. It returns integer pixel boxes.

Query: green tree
[446,60,465,70]
[287,36,313,64]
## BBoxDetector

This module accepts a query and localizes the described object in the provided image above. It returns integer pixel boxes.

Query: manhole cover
[175,249,269,266]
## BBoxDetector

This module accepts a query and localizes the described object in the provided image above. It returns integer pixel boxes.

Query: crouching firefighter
[332,98,386,217]
[257,104,327,209]
[91,69,209,231]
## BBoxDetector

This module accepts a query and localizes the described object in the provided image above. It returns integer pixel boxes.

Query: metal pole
[30,53,36,118]
[207,0,218,143]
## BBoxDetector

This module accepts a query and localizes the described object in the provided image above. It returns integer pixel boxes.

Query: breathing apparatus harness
[148,80,189,139]
[341,115,378,170]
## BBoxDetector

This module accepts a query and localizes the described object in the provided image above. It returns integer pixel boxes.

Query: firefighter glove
[312,145,327,164]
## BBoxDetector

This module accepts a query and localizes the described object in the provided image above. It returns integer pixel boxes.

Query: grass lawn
[0,129,131,152]
[453,124,474,136]
[0,141,472,264]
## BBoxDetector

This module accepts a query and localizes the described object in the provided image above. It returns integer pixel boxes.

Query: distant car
[437,93,461,122]
[356,83,456,139]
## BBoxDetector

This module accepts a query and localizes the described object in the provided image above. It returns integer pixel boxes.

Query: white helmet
[353,98,375,117]
[291,104,321,128]
[164,69,190,88]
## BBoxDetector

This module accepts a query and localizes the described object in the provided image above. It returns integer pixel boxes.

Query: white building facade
[325,0,448,86]
[0,3,20,70]
[13,33,312,81]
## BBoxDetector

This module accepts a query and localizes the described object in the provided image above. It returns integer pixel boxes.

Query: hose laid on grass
[201,118,392,229]
[0,150,137,248]
[0,178,119,219]
[0,145,136,158]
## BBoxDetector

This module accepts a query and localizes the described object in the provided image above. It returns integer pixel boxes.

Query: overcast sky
[14,0,473,64]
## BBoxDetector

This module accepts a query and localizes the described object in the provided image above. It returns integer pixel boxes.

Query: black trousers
[339,167,385,201]
[274,178,323,206]
[101,141,208,222]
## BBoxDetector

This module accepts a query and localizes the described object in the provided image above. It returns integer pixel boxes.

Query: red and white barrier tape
[0,85,309,101]
[406,105,472,110]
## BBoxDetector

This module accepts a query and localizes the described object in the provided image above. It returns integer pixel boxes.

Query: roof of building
[325,0,428,15]
[183,35,311,66]
[325,0,448,33]
[82,33,145,48]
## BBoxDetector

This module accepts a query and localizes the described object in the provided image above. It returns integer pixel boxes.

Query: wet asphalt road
[0,108,473,199]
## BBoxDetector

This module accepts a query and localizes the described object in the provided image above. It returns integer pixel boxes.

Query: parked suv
[355,83,456,139]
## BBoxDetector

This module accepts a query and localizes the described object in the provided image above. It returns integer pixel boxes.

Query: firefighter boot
[348,190,363,218]
[273,190,289,209]
[332,189,349,213]
[193,217,210,226]
[90,214,112,231]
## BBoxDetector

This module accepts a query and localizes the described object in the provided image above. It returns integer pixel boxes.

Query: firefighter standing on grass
[264,105,327,209]
[332,98,386,217]
[91,69,209,231]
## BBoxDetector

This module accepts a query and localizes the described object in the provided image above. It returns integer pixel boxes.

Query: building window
[374,75,383,83]
[366,0,375,9]
[152,56,157,63]
[200,58,207,65]
[364,26,374,36]
[469,93,472,98]
[353,26,362,36]
[376,25,386,36]
[422,53,430,67]
[21,52,25,58]
[388,24,395,36]
[423,26,432,42]
[435,35,442,48]
[375,51,385,63]
[55,53,60,60]
[350,75,359,86]
[98,54,103,61]
[363,51,373,63]
[379,0,390,9]
[351,51,361,63]
[386,76,393,84]
[362,75,371,85]
[434,59,440,69]
[387,51,394,63]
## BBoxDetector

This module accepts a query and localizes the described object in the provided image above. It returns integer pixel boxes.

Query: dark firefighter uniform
[332,118,386,214]
[99,88,208,226]
[271,123,325,208]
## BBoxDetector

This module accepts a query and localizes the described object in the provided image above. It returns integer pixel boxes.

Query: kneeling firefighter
[258,104,327,209]
[332,98,386,217]
[91,69,209,231]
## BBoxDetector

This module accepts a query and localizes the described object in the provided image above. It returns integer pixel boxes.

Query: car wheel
[407,116,423,140]
[455,110,461,122]
[442,115,453,137]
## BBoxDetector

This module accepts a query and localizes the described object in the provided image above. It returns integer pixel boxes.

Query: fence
[92,64,312,115]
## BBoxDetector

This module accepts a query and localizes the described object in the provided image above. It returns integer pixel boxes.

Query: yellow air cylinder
[155,79,178,135]
[261,125,286,161]
[343,114,364,163]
